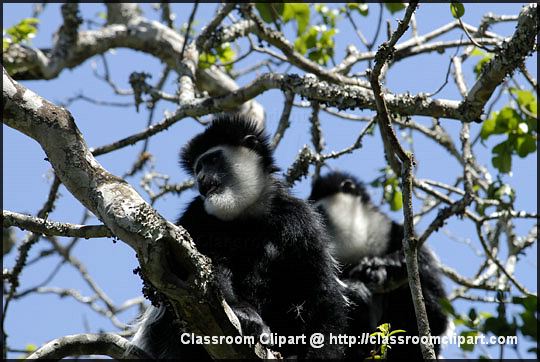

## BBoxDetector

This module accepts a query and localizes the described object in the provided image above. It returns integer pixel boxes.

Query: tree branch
[459,4,537,121]
[26,333,151,359]
[369,2,437,359]
[239,4,371,89]
[2,11,264,124]
[3,210,112,238]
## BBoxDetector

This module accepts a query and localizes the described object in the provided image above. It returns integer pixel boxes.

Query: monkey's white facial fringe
[315,193,392,262]
[203,146,268,221]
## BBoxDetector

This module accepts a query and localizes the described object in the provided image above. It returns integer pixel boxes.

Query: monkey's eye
[195,151,221,174]
[242,135,259,148]
[208,153,219,164]
[340,179,356,193]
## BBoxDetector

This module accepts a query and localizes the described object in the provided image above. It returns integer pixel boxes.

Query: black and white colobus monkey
[309,171,449,360]
[131,116,349,359]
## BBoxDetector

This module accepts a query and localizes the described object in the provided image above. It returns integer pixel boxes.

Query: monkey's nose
[198,176,220,197]
[197,174,207,184]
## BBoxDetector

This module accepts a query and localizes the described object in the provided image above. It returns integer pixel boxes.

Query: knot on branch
[284,145,316,186]
[376,42,396,63]
[52,4,82,60]
[129,72,153,112]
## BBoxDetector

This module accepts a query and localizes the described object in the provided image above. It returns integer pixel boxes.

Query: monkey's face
[194,148,230,198]
[193,145,267,221]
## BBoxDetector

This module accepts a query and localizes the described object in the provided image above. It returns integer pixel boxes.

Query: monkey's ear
[340,179,356,193]
[242,135,259,149]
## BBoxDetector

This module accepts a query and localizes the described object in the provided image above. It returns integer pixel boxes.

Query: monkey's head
[309,171,370,206]
[309,171,390,262]
[180,115,278,221]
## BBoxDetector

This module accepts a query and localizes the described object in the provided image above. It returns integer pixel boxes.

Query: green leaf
[294,26,318,54]
[294,36,307,54]
[513,295,538,311]
[492,153,512,174]
[440,298,457,316]
[198,51,217,69]
[473,50,494,78]
[453,317,465,326]
[493,183,514,202]
[470,47,484,56]
[347,3,369,16]
[3,37,11,52]
[495,107,520,132]
[515,134,537,157]
[4,17,39,46]
[390,189,403,211]
[385,3,406,14]
[479,312,493,319]
[255,3,284,23]
[305,27,318,48]
[459,330,479,352]
[480,116,496,140]
[378,323,390,334]
[199,43,236,71]
[511,88,537,116]
[25,344,37,352]
[450,2,465,19]
[388,329,406,337]
[283,3,310,35]
[468,308,478,323]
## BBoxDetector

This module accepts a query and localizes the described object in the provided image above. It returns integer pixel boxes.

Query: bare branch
[440,265,499,291]
[2,12,264,123]
[369,2,437,359]
[196,3,235,52]
[459,4,537,121]
[475,224,534,296]
[271,91,294,149]
[26,333,151,359]
[239,4,371,89]
[106,3,141,25]
[2,210,112,238]
[2,176,61,341]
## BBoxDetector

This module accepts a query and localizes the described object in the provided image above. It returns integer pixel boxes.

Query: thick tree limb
[89,72,464,157]
[2,210,112,238]
[459,4,537,121]
[2,9,264,125]
[26,333,151,359]
[2,67,270,359]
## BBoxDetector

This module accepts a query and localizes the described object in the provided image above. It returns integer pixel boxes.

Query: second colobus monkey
[309,171,449,360]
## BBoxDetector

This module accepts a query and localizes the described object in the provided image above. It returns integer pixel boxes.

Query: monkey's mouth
[199,181,222,197]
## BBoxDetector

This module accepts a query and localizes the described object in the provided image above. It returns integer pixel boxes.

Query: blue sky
[3,3,537,359]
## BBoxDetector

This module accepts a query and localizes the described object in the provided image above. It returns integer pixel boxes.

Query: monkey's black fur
[180,115,277,175]
[309,171,449,360]
[134,116,348,359]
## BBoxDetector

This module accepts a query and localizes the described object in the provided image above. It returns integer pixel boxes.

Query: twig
[369,2,436,359]
[2,176,61,353]
[475,224,534,296]
[180,2,199,60]
[2,210,112,238]
[459,4,537,122]
[271,91,294,149]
